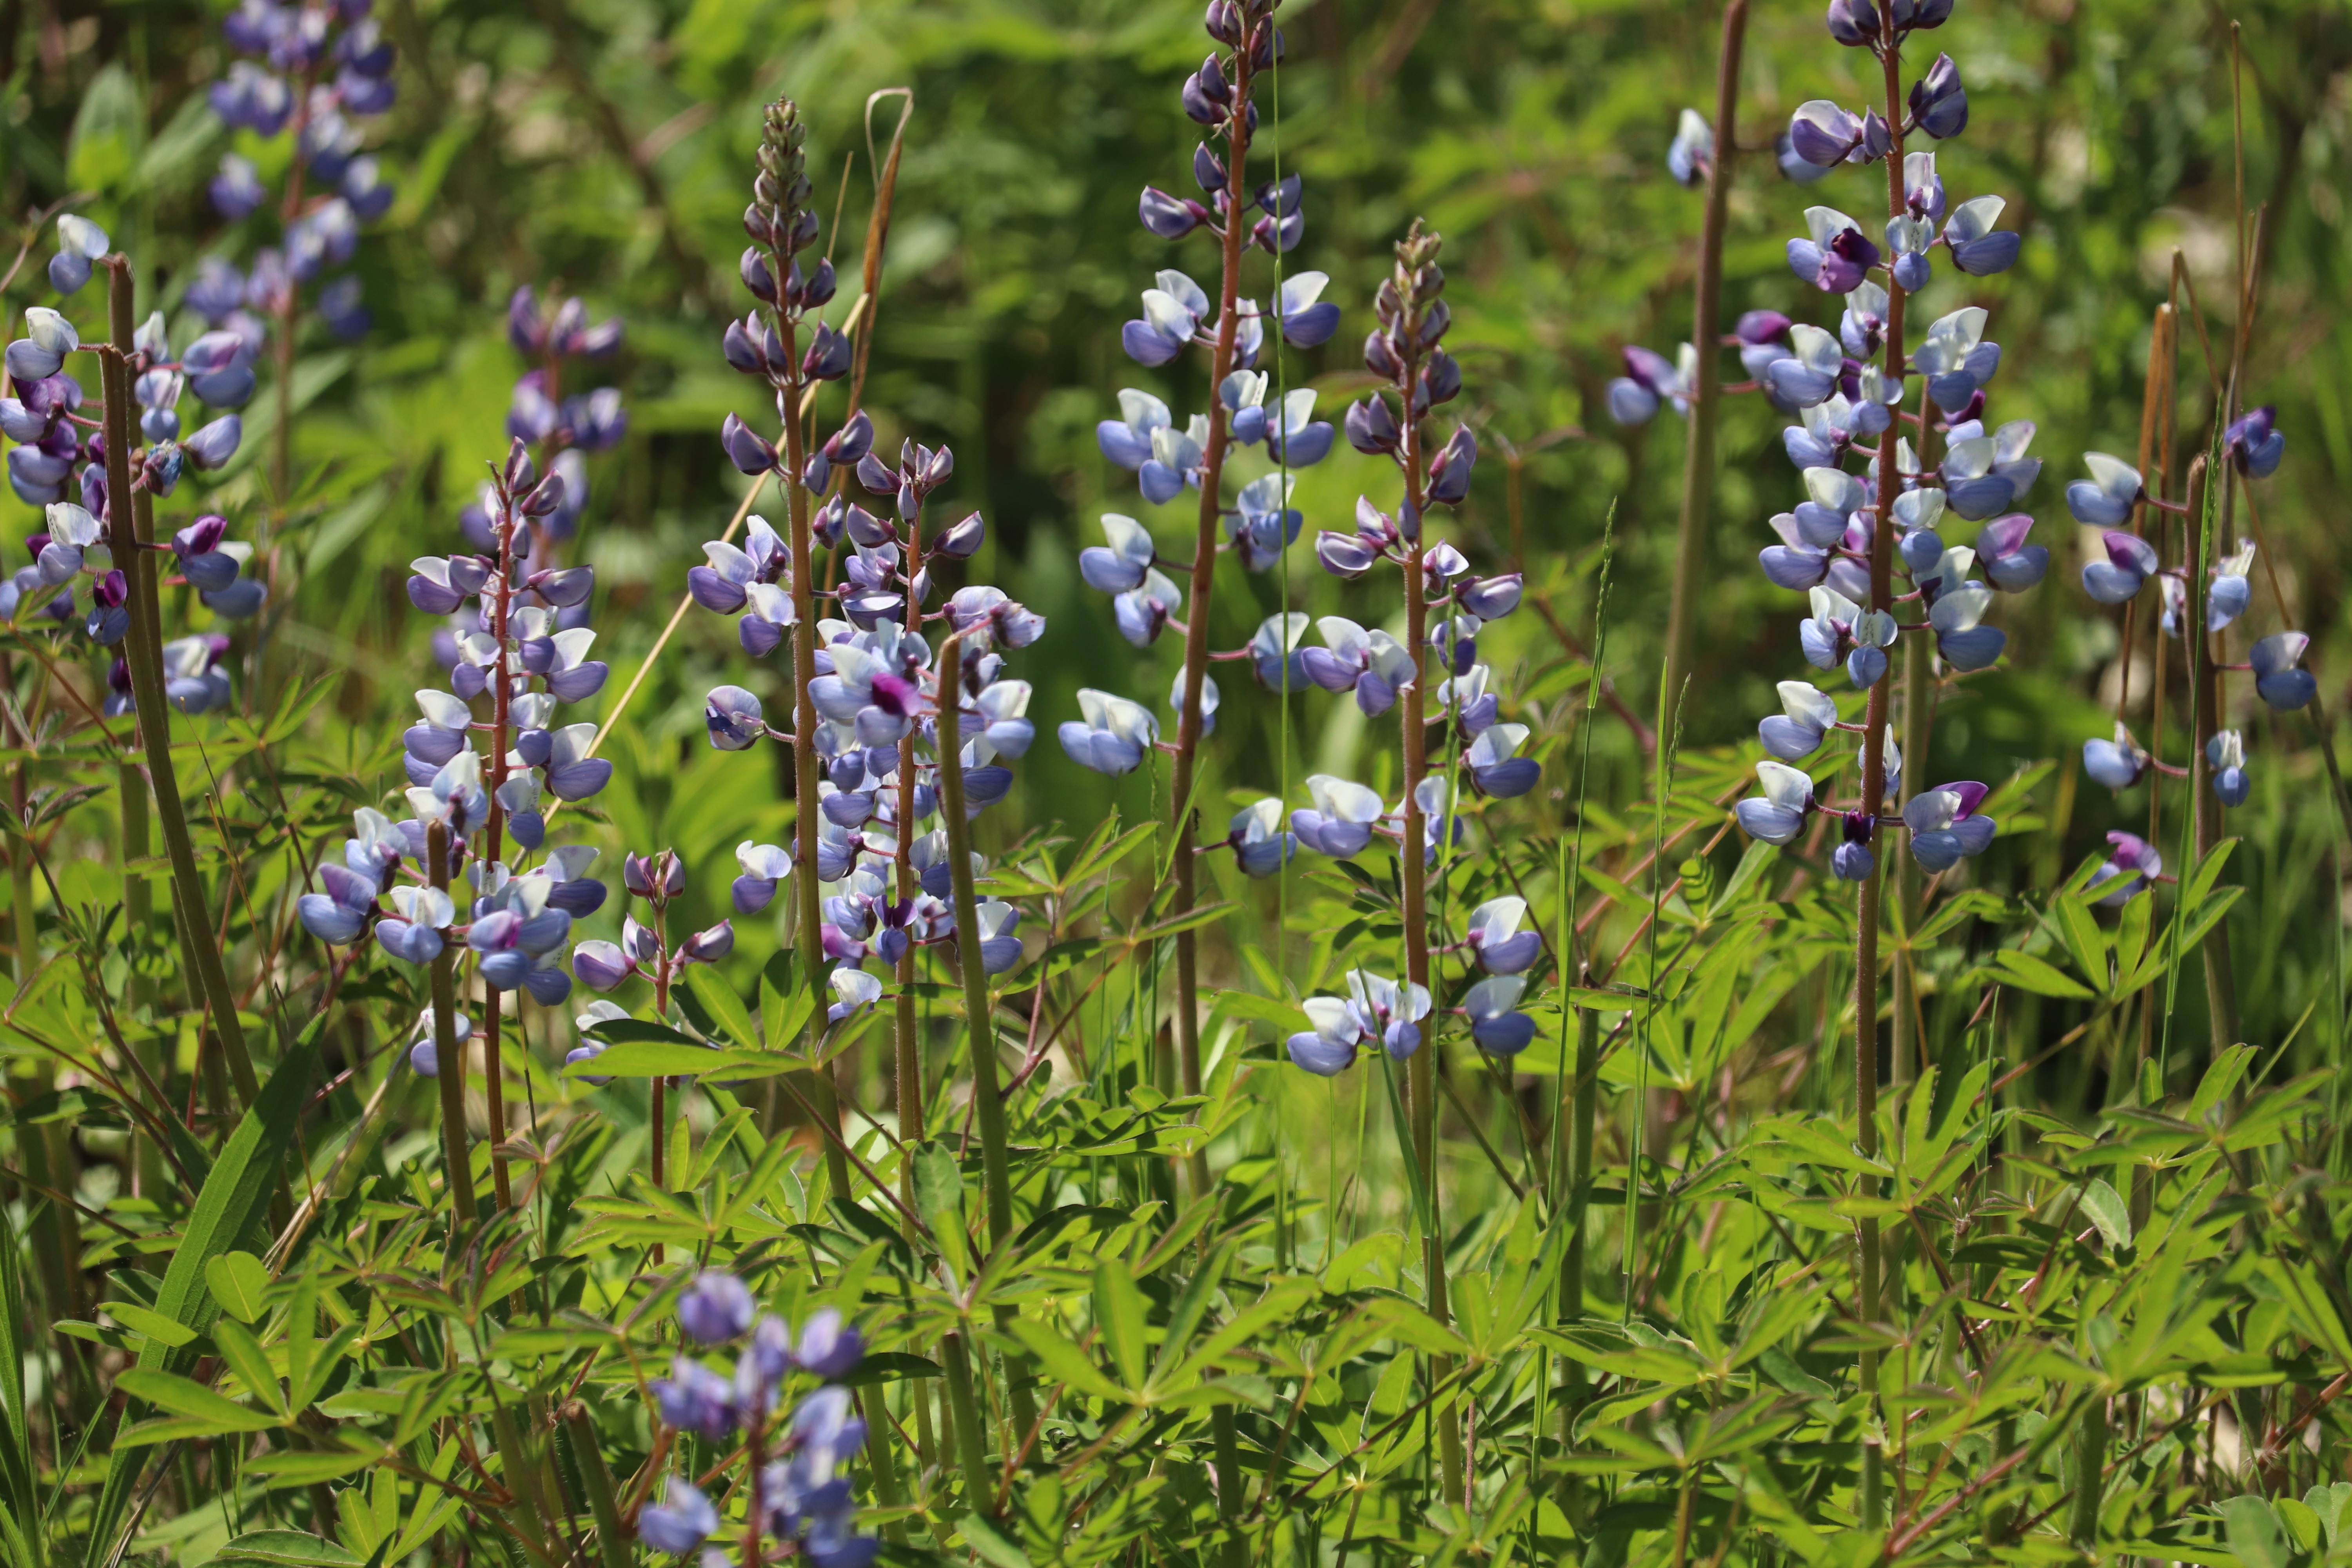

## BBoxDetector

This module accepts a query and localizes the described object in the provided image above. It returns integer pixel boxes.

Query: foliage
[0,0,2348,1564]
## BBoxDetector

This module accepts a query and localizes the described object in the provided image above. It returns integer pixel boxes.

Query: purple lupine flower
[1736,763,1815,846]
[2089,831,2162,906]
[1226,799,1296,878]
[2250,632,2316,711]
[1904,782,1996,871]
[1285,996,1362,1076]
[1908,53,1968,140]
[1465,724,1538,798]
[1786,206,1880,293]
[2080,528,2158,604]
[1786,101,1864,168]
[1058,689,1157,776]
[639,1477,719,1553]
[679,1272,756,1344]
[2225,406,2285,478]
[1942,196,2019,276]
[2082,723,2146,791]
[1759,681,1838,760]
[2207,543,2254,630]
[1666,109,1713,187]
[792,1310,865,1381]
[1465,897,1539,975]
[2207,730,2250,808]
[1464,975,1535,1055]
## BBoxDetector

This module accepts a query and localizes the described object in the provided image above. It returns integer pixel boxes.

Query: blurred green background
[3,0,2347,1045]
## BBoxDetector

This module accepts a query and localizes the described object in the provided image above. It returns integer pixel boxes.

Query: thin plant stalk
[1659,0,1749,711]
[1848,6,1920,1528]
[2182,457,2239,1050]
[476,467,523,1214]
[1559,515,1616,1326]
[933,633,1040,1449]
[2068,1396,2107,1545]
[755,113,856,1207]
[564,1405,633,1568]
[1390,222,1466,1504]
[940,1329,993,1510]
[100,256,259,1111]
[427,820,477,1229]
[2129,299,2176,1225]
[1166,14,1258,1205]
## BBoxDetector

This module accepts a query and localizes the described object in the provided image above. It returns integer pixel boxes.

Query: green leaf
[2076,1178,2131,1251]
[568,1040,729,1078]
[80,1029,319,1568]
[957,1515,1033,1568]
[2183,837,2239,908]
[213,1532,365,1568]
[205,1252,271,1325]
[1091,1259,1147,1393]
[242,1452,374,1485]
[2191,1044,2257,1122]
[210,1319,286,1419]
[2049,893,2109,994]
[1004,1321,1127,1404]
[911,1142,967,1281]
[684,965,759,1049]
[67,65,143,192]
[103,1302,197,1348]
[113,1370,276,1433]
[2223,1495,2290,1568]
[1988,947,2094,1000]
[760,973,816,1054]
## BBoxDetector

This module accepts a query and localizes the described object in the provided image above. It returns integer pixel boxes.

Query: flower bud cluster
[638,1273,876,1568]
[563,850,737,1076]
[205,0,398,341]
[479,287,627,551]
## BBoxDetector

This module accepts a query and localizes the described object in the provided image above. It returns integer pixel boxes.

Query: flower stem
[1166,21,1256,1207]
[564,1404,634,1568]
[940,1328,994,1511]
[479,475,519,1214]
[427,819,477,1230]
[1660,0,1749,712]
[1849,10,1918,1528]
[2182,456,2239,1049]
[934,634,1040,1451]
[2068,1396,2107,1545]
[1390,221,1465,1506]
[101,257,260,1113]
[769,301,856,1208]
[1891,632,1930,1092]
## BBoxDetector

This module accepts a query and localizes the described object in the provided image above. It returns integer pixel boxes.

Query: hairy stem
[427,820,476,1229]
[934,635,1040,1451]
[1660,0,1749,711]
[1391,224,1465,1505]
[102,257,260,1112]
[2183,457,2239,1049]
[2068,1396,2107,1545]
[1849,12,1918,1528]
[1167,25,1256,1207]
[768,294,855,1207]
